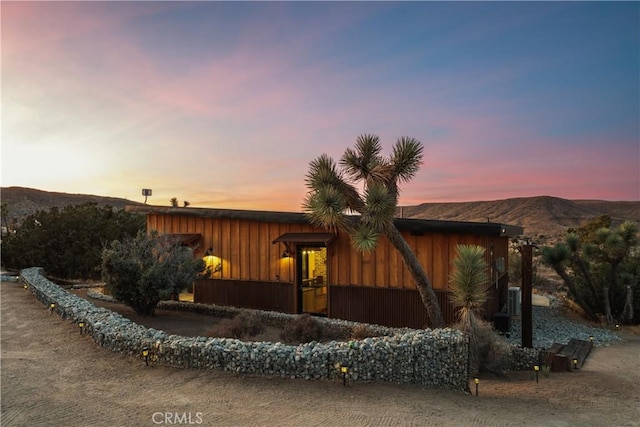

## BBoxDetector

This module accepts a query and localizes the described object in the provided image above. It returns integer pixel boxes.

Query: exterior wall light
[204,247,222,274]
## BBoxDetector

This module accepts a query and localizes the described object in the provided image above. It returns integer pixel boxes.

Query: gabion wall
[20,267,470,390]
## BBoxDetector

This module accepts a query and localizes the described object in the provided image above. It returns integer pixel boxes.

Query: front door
[297,245,328,315]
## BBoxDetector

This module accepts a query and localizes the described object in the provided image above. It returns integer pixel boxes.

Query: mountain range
[2,186,638,239]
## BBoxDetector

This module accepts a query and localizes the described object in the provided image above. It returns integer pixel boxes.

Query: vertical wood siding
[147,213,511,325]
[148,214,509,290]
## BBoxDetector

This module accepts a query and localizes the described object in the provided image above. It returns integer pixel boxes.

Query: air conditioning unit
[508,287,521,316]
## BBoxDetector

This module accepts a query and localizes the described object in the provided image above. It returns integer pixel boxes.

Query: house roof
[126,205,524,237]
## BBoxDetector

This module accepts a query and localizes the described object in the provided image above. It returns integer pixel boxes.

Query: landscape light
[589,336,593,342]
[615,324,620,331]
[573,359,578,370]
[142,348,150,366]
[534,365,540,383]
[23,284,28,290]
[474,378,479,396]
[340,365,349,387]
[49,303,56,313]
[78,322,85,335]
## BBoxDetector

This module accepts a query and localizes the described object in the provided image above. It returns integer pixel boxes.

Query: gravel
[506,295,622,349]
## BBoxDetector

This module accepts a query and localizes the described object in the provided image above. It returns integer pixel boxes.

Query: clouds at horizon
[2,2,638,210]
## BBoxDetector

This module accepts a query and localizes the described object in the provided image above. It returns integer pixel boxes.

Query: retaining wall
[19,267,470,390]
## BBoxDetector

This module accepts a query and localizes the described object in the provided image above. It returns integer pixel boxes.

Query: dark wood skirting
[329,279,505,329]
[193,274,507,329]
[328,286,450,329]
[194,279,294,314]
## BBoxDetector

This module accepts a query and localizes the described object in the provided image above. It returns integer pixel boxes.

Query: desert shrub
[1,203,144,279]
[205,310,264,339]
[476,320,512,375]
[279,313,323,343]
[101,230,206,316]
[454,319,512,375]
[350,324,376,340]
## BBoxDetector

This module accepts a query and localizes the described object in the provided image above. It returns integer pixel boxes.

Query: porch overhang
[272,232,337,245]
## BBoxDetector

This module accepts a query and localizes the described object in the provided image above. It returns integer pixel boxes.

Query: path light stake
[615,324,620,331]
[474,378,479,396]
[154,341,162,363]
[589,336,593,342]
[78,321,85,335]
[573,359,578,370]
[23,284,28,290]
[341,366,349,387]
[49,303,56,314]
[534,365,539,384]
[142,348,150,366]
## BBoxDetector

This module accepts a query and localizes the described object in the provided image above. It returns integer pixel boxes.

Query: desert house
[126,205,523,328]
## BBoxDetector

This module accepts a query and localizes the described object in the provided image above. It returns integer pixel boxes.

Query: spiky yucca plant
[450,244,489,377]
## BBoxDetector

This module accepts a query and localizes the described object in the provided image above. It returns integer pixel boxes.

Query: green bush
[1,203,144,279]
[101,231,205,316]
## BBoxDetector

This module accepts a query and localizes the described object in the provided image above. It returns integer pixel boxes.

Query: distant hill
[1,186,143,224]
[400,196,640,238]
[2,187,638,239]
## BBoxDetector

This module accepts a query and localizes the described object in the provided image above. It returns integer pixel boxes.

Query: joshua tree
[541,243,599,322]
[449,244,489,377]
[542,221,638,324]
[303,134,444,328]
[591,221,638,323]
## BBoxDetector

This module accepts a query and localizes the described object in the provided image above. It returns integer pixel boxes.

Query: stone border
[19,267,470,390]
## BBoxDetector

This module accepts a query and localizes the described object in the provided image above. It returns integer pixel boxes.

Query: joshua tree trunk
[385,225,445,328]
[552,265,599,322]
[621,286,634,322]
[602,284,616,325]
[572,255,600,306]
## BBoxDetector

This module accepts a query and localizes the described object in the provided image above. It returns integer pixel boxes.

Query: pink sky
[2,2,638,211]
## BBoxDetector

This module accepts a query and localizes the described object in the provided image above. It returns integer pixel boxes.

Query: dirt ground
[2,282,639,427]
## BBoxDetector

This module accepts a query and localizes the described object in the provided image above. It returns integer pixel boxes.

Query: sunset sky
[2,1,639,211]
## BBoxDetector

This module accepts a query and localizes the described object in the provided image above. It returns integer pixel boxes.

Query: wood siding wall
[147,213,511,293]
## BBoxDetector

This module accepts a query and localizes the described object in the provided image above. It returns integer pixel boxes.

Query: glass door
[297,245,328,315]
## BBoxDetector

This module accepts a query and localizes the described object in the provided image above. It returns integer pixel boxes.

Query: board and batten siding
[146,213,510,292]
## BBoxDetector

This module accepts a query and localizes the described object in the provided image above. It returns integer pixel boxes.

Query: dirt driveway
[2,282,639,427]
